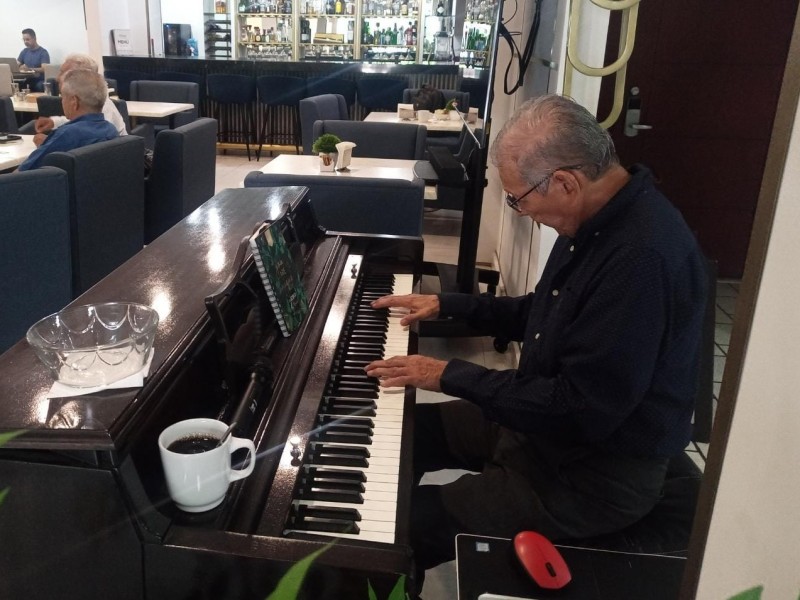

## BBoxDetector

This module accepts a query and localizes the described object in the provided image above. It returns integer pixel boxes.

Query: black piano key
[318,415,375,428]
[304,466,366,484]
[317,431,373,445]
[289,504,362,534]
[298,480,365,503]
[309,443,370,468]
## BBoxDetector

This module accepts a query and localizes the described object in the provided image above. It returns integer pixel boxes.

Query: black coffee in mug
[168,434,219,454]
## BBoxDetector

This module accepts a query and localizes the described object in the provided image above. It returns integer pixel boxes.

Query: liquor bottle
[404,22,413,46]
[411,21,417,45]
[326,0,334,14]
[346,20,354,43]
[400,0,408,15]
[254,26,262,41]
[300,18,310,42]
[373,22,381,44]
[239,0,247,12]
[361,19,371,44]
[436,0,445,16]
[392,23,399,44]
[335,0,343,14]
[284,0,292,13]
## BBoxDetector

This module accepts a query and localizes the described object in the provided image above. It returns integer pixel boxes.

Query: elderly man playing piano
[365,94,708,580]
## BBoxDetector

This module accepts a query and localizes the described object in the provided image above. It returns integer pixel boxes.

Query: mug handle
[228,437,256,481]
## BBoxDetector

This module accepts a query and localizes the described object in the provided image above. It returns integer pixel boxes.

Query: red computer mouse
[513,531,572,590]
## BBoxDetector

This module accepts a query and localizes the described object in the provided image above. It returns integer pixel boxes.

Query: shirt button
[534,332,540,339]
[552,289,559,296]
[569,245,575,252]
[594,231,600,237]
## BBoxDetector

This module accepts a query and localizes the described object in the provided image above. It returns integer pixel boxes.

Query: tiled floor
[213,155,739,599]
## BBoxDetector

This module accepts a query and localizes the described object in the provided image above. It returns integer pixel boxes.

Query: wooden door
[598,0,799,278]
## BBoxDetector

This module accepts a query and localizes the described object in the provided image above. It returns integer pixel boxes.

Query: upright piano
[0,187,423,599]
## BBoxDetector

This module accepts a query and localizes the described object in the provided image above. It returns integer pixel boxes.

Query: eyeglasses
[505,164,583,212]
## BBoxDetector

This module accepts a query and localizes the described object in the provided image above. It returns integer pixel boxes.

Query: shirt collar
[572,164,652,245]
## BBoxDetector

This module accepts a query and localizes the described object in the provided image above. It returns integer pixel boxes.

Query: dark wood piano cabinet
[0,187,423,599]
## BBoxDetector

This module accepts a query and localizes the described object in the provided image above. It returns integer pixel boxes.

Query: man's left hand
[365,354,448,392]
[32,133,47,147]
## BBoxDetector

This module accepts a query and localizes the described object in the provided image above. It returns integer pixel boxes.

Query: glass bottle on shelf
[400,0,408,16]
[335,0,343,14]
[436,0,445,16]
[361,19,371,43]
[347,20,354,43]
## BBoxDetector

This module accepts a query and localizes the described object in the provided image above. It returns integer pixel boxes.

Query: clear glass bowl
[26,302,159,388]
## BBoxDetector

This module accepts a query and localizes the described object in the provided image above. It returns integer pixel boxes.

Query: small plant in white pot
[312,133,342,172]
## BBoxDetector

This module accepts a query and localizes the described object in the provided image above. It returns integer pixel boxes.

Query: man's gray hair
[61,69,107,112]
[491,94,618,185]
[60,53,99,73]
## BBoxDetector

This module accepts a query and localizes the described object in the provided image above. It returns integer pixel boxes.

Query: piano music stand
[416,121,503,342]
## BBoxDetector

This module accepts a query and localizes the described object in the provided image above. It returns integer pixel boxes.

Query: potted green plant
[312,133,342,172]
[444,97,460,120]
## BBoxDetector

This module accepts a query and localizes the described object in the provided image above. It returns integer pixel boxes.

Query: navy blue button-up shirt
[438,165,707,459]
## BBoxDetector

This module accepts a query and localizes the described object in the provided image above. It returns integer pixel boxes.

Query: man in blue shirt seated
[19,69,118,171]
[365,95,708,578]
[17,28,50,92]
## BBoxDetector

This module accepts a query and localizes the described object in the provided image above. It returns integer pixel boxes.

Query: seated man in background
[17,28,49,92]
[34,53,127,143]
[365,94,708,579]
[19,69,118,171]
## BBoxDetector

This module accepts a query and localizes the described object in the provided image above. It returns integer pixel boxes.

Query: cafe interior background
[1,0,800,597]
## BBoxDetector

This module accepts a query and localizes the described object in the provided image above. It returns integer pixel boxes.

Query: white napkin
[46,350,154,399]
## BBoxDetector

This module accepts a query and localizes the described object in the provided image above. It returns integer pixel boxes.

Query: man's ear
[552,169,580,195]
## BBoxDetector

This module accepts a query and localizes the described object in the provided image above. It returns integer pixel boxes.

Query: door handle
[624,107,653,136]
[624,88,652,136]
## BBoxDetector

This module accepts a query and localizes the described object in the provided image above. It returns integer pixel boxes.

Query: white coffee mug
[417,109,432,123]
[158,418,256,513]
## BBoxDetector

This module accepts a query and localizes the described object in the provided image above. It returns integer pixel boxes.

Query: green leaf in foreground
[728,586,764,600]
[368,575,407,600]
[266,541,334,600]
[0,430,25,447]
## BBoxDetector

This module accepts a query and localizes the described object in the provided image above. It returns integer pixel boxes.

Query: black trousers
[410,400,668,572]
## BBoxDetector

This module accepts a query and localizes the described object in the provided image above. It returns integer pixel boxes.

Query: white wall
[490,0,609,295]
[0,0,89,64]
[694,91,800,600]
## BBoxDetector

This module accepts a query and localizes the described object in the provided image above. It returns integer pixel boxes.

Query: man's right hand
[35,117,55,134]
[371,294,440,326]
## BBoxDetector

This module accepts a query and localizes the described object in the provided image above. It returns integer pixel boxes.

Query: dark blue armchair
[311,119,427,160]
[299,94,349,155]
[243,172,425,238]
[42,136,145,297]
[0,167,72,352]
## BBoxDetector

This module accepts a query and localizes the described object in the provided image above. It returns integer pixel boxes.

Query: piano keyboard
[286,272,413,544]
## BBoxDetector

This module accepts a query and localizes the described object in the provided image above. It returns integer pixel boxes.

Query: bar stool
[356,76,407,116]
[207,73,256,161]
[307,77,357,118]
[255,75,306,159]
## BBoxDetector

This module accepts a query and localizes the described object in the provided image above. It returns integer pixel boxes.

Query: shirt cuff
[437,293,480,319]
[50,116,68,130]
[440,358,487,405]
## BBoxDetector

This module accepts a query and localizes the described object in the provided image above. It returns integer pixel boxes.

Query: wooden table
[0,135,36,170]
[11,98,194,128]
[11,95,39,112]
[364,111,483,133]
[260,154,420,181]
[259,154,438,200]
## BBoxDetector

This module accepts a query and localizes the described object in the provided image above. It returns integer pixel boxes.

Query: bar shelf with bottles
[359,0,420,62]
[459,0,497,68]
[236,1,295,61]
[298,1,356,61]
[205,2,233,60]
